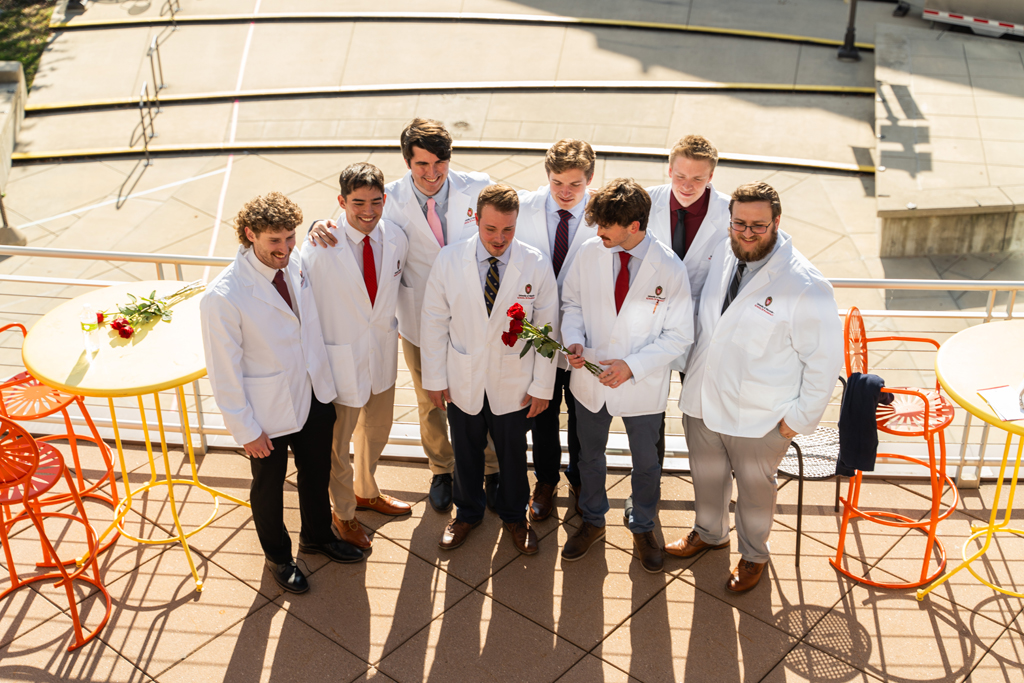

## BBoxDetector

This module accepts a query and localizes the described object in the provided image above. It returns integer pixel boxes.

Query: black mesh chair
[778,376,846,567]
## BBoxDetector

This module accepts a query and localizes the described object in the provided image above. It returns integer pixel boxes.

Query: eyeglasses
[729,220,773,234]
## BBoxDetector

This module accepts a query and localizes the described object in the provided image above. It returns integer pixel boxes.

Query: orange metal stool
[0,417,112,651]
[830,307,959,589]
[0,323,120,562]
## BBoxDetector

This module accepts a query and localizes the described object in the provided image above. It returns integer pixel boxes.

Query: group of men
[200,117,843,596]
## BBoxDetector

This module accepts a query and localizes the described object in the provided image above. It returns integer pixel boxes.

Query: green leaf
[519,343,531,359]
[533,339,543,350]
[150,290,157,300]
[541,324,552,336]
[538,341,557,358]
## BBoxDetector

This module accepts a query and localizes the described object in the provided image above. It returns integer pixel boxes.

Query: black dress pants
[249,391,336,564]
[448,394,531,525]
[531,367,581,488]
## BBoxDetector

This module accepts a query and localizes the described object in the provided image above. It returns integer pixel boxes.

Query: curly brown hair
[235,192,304,247]
[585,178,651,231]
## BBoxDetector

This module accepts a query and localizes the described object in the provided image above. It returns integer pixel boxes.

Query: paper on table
[977,385,1024,422]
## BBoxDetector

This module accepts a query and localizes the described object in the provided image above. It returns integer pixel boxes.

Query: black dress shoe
[298,538,365,564]
[430,473,453,512]
[265,558,309,594]
[485,472,500,512]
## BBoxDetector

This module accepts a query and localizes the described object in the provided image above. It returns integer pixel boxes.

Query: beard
[730,227,778,263]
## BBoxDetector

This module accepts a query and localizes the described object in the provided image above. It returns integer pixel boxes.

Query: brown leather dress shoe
[504,519,539,555]
[561,521,606,561]
[333,514,372,549]
[356,494,412,516]
[726,559,767,593]
[633,531,664,573]
[664,530,729,558]
[529,482,556,522]
[438,519,481,550]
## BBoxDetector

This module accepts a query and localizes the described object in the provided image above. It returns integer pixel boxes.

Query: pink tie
[426,197,445,248]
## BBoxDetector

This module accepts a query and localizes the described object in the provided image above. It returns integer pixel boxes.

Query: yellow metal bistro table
[22,280,248,592]
[918,319,1024,601]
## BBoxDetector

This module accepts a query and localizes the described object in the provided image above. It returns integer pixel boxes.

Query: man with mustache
[667,182,843,592]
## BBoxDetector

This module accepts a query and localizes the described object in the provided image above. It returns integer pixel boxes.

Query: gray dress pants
[577,403,663,533]
[683,414,791,563]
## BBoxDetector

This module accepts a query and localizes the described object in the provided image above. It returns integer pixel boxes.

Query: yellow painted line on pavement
[11,140,876,174]
[25,81,875,114]
[50,11,875,50]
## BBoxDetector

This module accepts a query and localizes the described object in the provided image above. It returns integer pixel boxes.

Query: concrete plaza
[2,0,1024,681]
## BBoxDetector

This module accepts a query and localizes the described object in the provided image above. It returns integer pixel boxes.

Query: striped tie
[552,209,571,276]
[721,262,746,314]
[484,256,500,316]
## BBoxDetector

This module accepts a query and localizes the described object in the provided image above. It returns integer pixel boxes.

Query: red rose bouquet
[501,303,601,376]
[85,280,205,341]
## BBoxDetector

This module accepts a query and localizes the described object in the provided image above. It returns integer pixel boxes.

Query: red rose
[118,325,133,339]
[509,319,523,335]
[110,319,122,330]
[501,331,518,348]
[96,312,105,324]
[507,303,525,321]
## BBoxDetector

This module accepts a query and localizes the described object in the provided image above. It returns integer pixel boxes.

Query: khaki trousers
[328,385,395,520]
[402,337,498,476]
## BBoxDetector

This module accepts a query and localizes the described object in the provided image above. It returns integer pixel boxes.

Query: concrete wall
[0,61,26,195]
[880,209,1024,257]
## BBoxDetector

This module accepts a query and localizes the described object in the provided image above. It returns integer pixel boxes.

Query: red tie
[614,251,631,314]
[272,270,293,311]
[362,236,377,307]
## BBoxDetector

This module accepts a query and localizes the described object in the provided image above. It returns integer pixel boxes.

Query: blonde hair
[668,134,719,171]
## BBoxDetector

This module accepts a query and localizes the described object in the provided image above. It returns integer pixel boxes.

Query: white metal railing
[0,244,1021,481]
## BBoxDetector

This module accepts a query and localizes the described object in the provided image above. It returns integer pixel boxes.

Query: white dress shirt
[610,233,653,287]
[476,239,511,291]
[544,193,585,255]
[343,221,383,283]
[245,247,300,322]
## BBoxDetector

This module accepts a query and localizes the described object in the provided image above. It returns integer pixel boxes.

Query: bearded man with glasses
[665,181,843,593]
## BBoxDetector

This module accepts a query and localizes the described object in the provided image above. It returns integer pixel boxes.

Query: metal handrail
[0,248,1021,478]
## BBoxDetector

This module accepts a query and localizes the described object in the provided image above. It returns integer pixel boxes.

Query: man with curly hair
[201,191,366,596]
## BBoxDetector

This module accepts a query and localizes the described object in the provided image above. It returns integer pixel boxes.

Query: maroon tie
[552,209,571,276]
[272,270,293,311]
[614,251,631,314]
[363,236,377,307]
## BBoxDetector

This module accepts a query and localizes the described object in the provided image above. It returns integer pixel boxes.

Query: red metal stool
[0,416,112,651]
[0,323,120,562]
[830,307,959,589]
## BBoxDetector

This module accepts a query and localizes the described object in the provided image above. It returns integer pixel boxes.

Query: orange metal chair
[0,416,112,651]
[830,307,959,589]
[0,323,119,561]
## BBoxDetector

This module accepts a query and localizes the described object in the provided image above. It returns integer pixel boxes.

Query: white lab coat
[679,231,844,438]
[646,183,731,309]
[420,235,559,416]
[560,235,694,417]
[200,246,337,445]
[300,219,409,408]
[384,169,491,346]
[514,186,598,370]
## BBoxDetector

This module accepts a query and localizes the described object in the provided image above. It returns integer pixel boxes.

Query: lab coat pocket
[326,343,359,406]
[446,342,473,408]
[397,281,417,325]
[243,373,299,437]
[381,318,400,387]
[739,314,776,358]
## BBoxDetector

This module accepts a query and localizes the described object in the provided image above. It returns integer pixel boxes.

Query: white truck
[923,0,1024,37]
